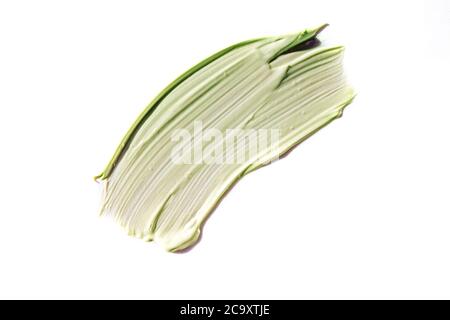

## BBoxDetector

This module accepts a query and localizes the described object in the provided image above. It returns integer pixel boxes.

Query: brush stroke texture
[96,25,355,252]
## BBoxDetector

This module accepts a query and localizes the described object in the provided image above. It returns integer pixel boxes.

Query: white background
[0,0,449,299]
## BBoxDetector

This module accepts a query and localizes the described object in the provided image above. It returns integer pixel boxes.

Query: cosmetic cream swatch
[96,24,355,252]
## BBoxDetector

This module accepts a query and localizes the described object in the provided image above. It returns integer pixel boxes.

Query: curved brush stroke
[96,24,355,252]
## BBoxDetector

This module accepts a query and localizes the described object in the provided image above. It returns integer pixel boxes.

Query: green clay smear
[96,24,355,252]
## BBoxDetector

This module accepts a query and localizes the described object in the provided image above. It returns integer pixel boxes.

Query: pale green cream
[96,25,355,252]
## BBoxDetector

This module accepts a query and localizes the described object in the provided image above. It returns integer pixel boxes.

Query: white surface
[0,0,449,299]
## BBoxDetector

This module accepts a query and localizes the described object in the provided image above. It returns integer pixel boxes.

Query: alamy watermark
[170,121,280,165]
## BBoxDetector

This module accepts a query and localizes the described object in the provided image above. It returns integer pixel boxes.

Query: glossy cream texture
[96,25,355,252]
